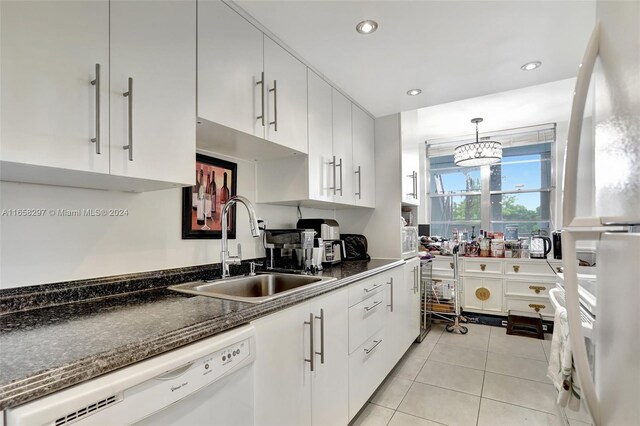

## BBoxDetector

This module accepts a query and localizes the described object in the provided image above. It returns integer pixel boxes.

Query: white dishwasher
[6,325,256,426]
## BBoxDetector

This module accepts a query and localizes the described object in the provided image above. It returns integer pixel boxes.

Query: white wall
[0,152,334,289]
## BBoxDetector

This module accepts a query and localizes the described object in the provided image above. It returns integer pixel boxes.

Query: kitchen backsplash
[0,152,335,289]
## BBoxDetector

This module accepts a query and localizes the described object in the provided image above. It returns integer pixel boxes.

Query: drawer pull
[449,262,454,269]
[480,264,486,271]
[529,285,546,294]
[364,300,383,312]
[513,265,520,273]
[529,303,546,313]
[364,339,382,354]
[556,266,563,273]
[363,283,382,293]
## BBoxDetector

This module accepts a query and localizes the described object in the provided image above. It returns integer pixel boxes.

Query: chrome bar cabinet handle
[315,309,324,364]
[337,157,343,196]
[330,156,337,195]
[364,339,382,355]
[407,172,416,198]
[387,277,394,312]
[355,166,361,199]
[304,312,315,371]
[90,64,101,154]
[363,283,382,293]
[413,171,418,199]
[269,80,278,131]
[256,72,265,126]
[364,300,382,312]
[122,77,133,161]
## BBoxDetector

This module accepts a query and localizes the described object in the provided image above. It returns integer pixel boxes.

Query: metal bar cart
[423,249,468,334]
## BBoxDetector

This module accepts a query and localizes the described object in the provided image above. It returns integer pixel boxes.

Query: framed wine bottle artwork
[182,153,237,239]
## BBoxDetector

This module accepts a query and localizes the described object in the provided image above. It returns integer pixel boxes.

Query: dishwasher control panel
[202,337,251,378]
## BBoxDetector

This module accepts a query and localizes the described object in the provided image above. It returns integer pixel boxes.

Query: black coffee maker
[552,230,562,259]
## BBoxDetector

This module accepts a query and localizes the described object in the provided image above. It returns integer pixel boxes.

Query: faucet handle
[249,261,259,276]
[237,243,242,260]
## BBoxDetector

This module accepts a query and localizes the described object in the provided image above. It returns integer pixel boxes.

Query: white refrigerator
[561,2,640,426]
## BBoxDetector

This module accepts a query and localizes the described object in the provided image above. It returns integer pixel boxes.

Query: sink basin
[168,273,336,303]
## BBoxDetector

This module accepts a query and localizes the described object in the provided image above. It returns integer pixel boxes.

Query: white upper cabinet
[263,36,308,154]
[0,0,195,191]
[307,70,334,203]
[401,112,421,206]
[197,1,264,139]
[109,0,195,186]
[352,105,375,208]
[332,89,354,205]
[0,0,110,174]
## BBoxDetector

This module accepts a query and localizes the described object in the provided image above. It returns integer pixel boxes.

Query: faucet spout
[221,195,261,278]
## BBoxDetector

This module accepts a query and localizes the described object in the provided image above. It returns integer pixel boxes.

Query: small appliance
[552,230,563,260]
[401,226,419,259]
[296,219,345,266]
[530,232,552,259]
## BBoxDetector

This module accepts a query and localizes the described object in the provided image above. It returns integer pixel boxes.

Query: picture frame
[182,153,237,239]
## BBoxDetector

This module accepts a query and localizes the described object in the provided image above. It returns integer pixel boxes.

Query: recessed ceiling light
[356,20,378,35]
[521,61,542,71]
[407,89,422,96]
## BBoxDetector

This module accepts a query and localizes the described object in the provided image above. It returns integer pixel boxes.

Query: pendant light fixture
[454,118,502,167]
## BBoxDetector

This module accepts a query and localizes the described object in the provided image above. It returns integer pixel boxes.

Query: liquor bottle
[210,170,217,217]
[192,166,202,210]
[220,172,230,206]
[196,169,206,226]
[220,172,230,229]
[204,171,212,219]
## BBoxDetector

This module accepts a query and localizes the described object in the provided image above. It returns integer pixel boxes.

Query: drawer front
[348,272,392,307]
[505,280,552,298]
[348,290,387,353]
[463,259,503,275]
[505,260,562,277]
[432,257,455,277]
[505,296,554,317]
[348,329,387,420]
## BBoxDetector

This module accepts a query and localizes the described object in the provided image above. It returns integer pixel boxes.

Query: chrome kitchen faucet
[220,195,261,278]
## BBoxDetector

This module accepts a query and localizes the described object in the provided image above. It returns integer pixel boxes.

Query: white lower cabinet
[386,262,418,370]
[348,328,387,419]
[252,288,348,426]
[253,264,415,425]
[462,276,503,313]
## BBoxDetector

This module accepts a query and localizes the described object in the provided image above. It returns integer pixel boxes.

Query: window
[428,129,553,239]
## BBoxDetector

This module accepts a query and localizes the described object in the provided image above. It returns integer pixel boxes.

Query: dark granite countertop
[0,258,404,410]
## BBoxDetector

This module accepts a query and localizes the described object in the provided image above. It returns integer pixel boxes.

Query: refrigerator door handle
[562,22,601,228]
[562,230,600,425]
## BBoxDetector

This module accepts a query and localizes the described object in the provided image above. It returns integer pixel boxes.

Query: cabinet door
[264,36,308,154]
[110,0,195,186]
[481,278,503,312]
[407,259,422,341]
[332,90,354,205]
[253,303,312,426]
[352,105,376,207]
[401,140,420,206]
[463,276,503,312]
[311,290,349,426]
[0,0,109,174]
[381,266,413,372]
[198,1,264,139]
[307,70,334,202]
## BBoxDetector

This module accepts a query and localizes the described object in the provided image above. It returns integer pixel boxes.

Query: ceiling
[235,0,596,118]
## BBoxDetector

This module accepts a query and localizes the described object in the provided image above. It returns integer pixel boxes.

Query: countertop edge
[0,259,406,410]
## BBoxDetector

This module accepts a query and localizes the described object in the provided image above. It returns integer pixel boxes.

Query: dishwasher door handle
[154,362,194,380]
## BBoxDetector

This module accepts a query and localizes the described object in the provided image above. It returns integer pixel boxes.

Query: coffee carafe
[530,231,552,259]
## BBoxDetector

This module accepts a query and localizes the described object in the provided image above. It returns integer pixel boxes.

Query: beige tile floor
[351,323,593,426]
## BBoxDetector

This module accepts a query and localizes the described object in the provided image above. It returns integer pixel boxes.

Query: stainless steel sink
[168,273,336,303]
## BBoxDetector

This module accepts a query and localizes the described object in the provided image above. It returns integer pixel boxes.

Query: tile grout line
[480,396,559,417]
